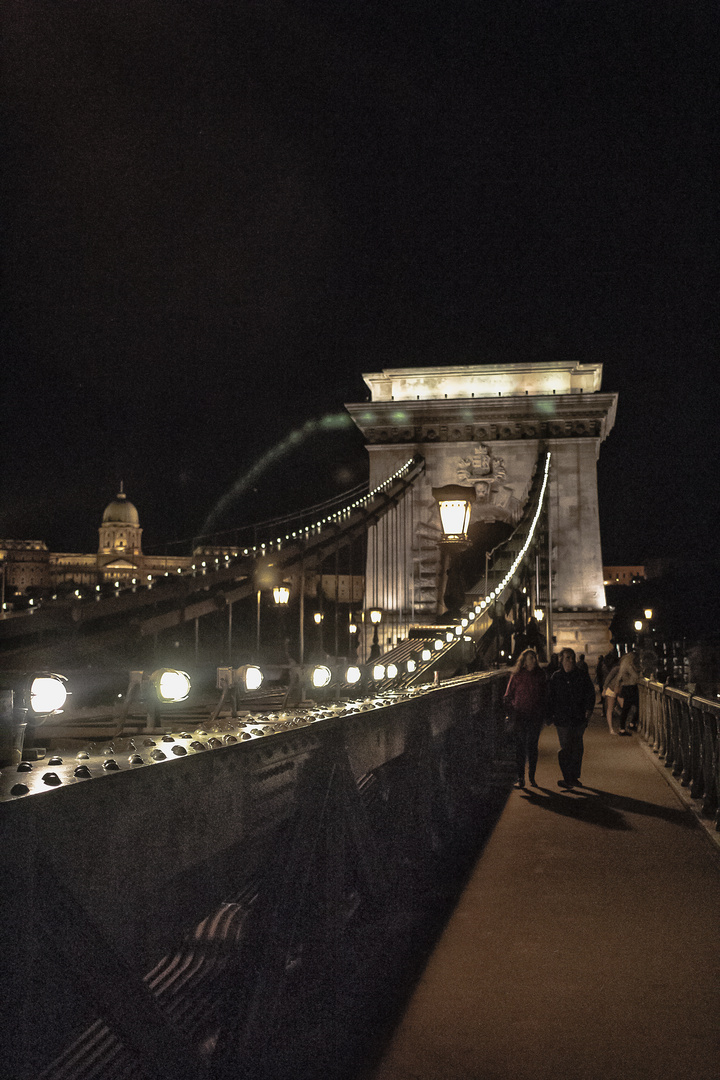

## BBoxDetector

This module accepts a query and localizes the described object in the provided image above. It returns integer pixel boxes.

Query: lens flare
[199,413,354,536]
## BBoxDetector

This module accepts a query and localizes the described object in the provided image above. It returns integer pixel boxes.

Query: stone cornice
[362,362,603,399]
[345,392,618,444]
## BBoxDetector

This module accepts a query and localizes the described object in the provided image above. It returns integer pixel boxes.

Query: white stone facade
[346,362,617,653]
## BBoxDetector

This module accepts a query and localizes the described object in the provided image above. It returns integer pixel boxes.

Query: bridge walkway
[364,709,720,1080]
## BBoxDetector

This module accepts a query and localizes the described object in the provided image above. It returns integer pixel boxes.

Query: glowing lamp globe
[236,665,263,692]
[311,665,332,688]
[150,669,192,703]
[29,674,68,715]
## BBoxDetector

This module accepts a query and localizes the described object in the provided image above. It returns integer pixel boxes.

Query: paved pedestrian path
[366,710,720,1080]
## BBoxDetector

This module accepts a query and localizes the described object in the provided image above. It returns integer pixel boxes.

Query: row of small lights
[185,461,414,572]
[17,455,543,624]
[427,452,552,659]
[306,452,551,673]
[469,452,551,615]
[12,464,416,606]
[219,459,416,561]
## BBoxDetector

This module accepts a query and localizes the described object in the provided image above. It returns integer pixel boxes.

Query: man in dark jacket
[548,647,597,789]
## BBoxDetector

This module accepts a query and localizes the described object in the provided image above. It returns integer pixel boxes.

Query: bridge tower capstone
[346,362,617,665]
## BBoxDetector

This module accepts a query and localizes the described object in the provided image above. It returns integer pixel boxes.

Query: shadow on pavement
[518,784,697,832]
[519,787,630,830]
[580,787,697,828]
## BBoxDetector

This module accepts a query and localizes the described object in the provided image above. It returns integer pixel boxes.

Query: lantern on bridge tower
[432,485,476,545]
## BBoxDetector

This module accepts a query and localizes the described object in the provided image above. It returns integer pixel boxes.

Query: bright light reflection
[30,676,67,714]
[312,665,332,688]
[154,669,191,703]
[243,666,264,691]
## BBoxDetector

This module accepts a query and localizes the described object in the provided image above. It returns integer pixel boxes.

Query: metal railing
[639,679,720,829]
[1,670,512,1080]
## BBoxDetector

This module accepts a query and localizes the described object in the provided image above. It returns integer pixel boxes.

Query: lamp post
[314,610,324,656]
[348,614,358,661]
[432,484,475,617]
[368,608,382,661]
[273,584,290,661]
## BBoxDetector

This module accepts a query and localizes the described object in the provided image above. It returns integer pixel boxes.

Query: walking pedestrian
[548,647,596,789]
[503,648,547,789]
[602,659,620,734]
[596,648,617,708]
[616,652,641,734]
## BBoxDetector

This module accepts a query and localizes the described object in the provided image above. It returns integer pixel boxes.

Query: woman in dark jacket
[504,648,548,788]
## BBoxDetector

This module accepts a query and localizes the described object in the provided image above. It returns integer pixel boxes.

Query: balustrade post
[666,697,680,773]
[701,709,719,822]
[679,698,692,786]
[689,700,704,799]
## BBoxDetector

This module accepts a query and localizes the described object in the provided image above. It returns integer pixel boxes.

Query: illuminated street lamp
[432,485,476,543]
[311,665,332,689]
[368,608,382,661]
[432,484,475,620]
[273,585,290,606]
[644,608,653,621]
[634,620,643,632]
[0,672,69,767]
[212,665,263,722]
[312,609,325,655]
[150,668,191,703]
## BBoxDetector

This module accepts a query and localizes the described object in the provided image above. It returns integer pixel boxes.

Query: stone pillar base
[551,609,613,674]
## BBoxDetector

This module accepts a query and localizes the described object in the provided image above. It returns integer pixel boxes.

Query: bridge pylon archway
[346,361,618,667]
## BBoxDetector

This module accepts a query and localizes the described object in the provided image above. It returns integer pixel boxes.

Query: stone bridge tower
[346,361,617,664]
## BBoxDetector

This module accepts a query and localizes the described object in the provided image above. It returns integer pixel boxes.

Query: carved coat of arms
[456,444,521,523]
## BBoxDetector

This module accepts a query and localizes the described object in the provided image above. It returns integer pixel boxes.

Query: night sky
[2,1,717,564]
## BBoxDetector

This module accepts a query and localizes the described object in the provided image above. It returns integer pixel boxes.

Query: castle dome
[102,490,140,527]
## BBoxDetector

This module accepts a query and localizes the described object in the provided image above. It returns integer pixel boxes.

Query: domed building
[2,489,196,600]
[1,488,241,604]
[98,486,143,578]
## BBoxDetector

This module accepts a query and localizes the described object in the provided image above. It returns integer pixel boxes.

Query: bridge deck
[365,710,720,1080]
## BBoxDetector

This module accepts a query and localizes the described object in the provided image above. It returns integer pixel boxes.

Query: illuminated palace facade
[0,489,235,597]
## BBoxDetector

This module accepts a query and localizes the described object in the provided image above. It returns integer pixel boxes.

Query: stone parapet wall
[551,609,614,674]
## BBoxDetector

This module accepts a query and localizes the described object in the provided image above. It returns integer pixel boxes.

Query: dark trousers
[618,684,639,731]
[556,723,587,783]
[511,717,544,781]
